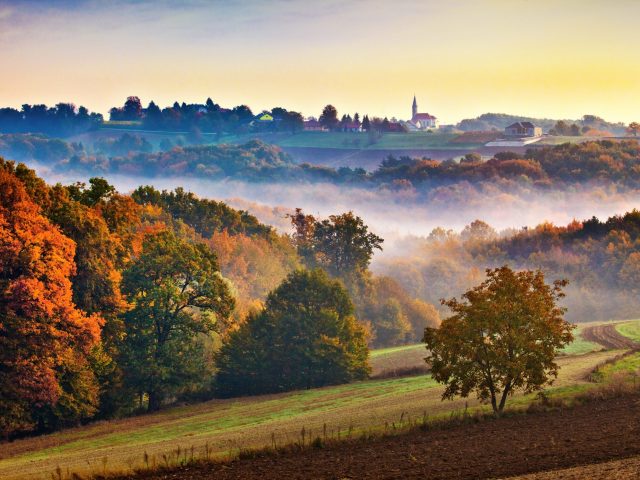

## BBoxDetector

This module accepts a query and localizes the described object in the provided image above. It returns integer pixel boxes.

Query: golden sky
[0,0,639,123]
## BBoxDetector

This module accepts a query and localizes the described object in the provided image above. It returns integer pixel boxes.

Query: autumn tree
[628,122,640,136]
[120,230,234,411]
[363,276,440,346]
[289,210,383,288]
[215,269,370,397]
[0,168,102,437]
[424,266,573,415]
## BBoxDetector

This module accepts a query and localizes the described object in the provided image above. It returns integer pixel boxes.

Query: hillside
[1,320,637,480]
[109,393,640,480]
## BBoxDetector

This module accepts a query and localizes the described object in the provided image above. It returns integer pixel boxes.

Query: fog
[32,161,640,247]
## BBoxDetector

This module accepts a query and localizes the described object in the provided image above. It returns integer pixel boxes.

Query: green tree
[120,230,234,411]
[215,269,370,397]
[289,210,383,288]
[319,104,339,131]
[423,266,573,415]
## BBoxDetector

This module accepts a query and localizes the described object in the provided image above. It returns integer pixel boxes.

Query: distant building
[408,96,439,130]
[255,112,274,123]
[386,122,406,133]
[303,118,327,131]
[342,121,362,133]
[504,122,542,137]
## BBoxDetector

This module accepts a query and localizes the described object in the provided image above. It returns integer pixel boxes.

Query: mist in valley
[28,159,640,325]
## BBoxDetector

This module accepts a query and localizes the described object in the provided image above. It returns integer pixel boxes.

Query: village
[271,95,546,147]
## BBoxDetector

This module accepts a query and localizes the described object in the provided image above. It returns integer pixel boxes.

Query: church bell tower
[412,95,418,119]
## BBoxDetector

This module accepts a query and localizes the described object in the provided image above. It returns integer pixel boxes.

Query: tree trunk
[490,393,499,415]
[497,382,512,414]
[147,391,162,412]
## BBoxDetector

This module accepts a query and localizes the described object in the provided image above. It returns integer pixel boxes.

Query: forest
[3,133,640,191]
[0,159,438,440]
[376,210,640,324]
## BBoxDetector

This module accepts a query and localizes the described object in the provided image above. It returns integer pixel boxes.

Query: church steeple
[412,95,418,119]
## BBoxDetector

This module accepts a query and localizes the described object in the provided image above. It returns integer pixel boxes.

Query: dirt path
[582,323,640,350]
[115,394,640,480]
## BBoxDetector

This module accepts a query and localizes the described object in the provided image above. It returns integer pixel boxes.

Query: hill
[1,319,637,479]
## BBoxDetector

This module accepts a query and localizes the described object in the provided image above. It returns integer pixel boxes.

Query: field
[82,129,483,151]
[110,392,640,480]
[1,318,637,480]
[617,320,640,342]
[510,456,640,479]
[535,135,609,146]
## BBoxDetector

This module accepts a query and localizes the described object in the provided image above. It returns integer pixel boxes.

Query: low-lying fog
[33,162,640,255]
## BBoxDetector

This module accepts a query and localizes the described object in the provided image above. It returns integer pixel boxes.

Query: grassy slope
[0,348,623,480]
[616,320,640,343]
[561,323,603,356]
[370,344,426,376]
[79,130,482,151]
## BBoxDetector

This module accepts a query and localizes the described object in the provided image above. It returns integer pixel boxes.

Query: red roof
[413,113,436,121]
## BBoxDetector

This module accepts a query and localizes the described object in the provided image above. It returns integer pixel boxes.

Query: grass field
[370,343,427,377]
[274,132,469,150]
[616,320,640,343]
[79,129,484,151]
[535,135,609,146]
[561,322,604,355]
[0,346,625,480]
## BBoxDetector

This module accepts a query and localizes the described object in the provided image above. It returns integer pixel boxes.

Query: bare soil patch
[113,394,640,480]
[582,323,640,350]
[506,455,640,479]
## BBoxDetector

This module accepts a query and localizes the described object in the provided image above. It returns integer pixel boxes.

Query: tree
[0,168,102,437]
[423,266,573,415]
[460,219,498,243]
[120,230,234,411]
[215,269,370,397]
[289,211,383,287]
[628,122,640,136]
[319,105,339,131]
[362,115,371,131]
[123,96,143,120]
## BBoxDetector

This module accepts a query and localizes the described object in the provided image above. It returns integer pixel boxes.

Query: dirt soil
[582,324,640,350]
[114,394,640,480]
[506,455,640,479]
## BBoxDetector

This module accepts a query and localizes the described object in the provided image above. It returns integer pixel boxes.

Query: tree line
[4,134,640,190]
[377,209,640,325]
[0,103,103,137]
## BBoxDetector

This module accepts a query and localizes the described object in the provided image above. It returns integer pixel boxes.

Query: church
[408,96,438,130]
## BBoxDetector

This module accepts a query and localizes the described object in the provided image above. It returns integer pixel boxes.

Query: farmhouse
[303,118,327,131]
[408,96,439,130]
[504,121,542,137]
[342,121,362,133]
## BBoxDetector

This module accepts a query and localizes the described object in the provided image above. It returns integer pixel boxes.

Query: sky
[0,0,639,124]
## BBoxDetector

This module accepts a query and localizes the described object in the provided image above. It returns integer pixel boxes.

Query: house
[342,121,362,133]
[303,118,327,131]
[255,112,274,123]
[408,96,439,130]
[504,122,542,137]
[386,122,406,133]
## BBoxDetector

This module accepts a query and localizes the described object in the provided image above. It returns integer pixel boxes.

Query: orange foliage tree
[0,169,102,438]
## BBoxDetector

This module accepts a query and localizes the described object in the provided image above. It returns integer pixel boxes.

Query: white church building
[406,96,439,131]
